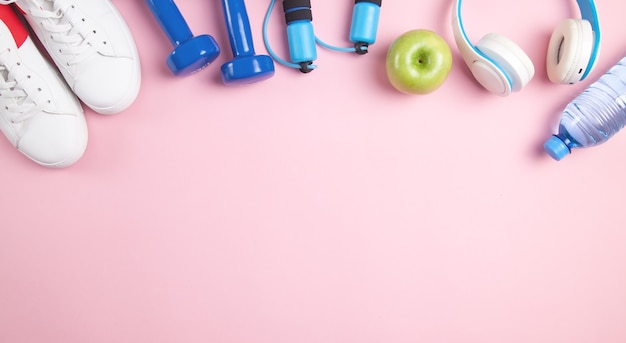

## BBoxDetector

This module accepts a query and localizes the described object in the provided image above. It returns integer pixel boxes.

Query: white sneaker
[0,5,86,167]
[4,0,141,114]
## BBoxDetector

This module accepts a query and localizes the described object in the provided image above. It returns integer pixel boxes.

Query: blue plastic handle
[282,0,316,65]
[350,1,381,45]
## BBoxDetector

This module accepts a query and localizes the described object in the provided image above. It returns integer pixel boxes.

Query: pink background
[2,0,626,342]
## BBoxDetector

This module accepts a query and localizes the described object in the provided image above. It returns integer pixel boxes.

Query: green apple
[386,29,453,94]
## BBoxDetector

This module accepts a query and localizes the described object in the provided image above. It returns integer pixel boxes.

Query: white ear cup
[546,18,594,84]
[467,57,511,96]
[475,33,535,93]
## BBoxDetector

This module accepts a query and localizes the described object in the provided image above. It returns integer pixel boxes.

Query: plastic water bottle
[544,56,626,161]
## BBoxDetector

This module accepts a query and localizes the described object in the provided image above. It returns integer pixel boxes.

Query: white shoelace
[1,0,104,66]
[0,47,52,124]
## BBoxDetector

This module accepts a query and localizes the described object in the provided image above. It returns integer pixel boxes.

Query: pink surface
[2,1,626,342]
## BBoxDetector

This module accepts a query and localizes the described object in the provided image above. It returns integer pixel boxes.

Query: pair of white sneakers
[0,0,141,168]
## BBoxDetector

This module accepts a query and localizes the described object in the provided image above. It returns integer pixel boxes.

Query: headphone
[263,0,382,73]
[451,0,601,96]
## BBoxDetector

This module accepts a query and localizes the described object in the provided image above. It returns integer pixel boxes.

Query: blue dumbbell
[220,0,275,85]
[146,0,220,76]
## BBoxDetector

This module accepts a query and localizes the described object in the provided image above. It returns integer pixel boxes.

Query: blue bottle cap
[544,135,571,161]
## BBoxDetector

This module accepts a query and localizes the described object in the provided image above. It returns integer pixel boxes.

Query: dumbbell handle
[146,0,193,46]
[221,0,255,57]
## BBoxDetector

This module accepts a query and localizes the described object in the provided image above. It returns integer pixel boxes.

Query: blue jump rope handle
[283,0,316,72]
[350,0,381,49]
[145,0,193,45]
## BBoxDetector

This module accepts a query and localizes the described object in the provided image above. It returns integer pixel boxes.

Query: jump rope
[263,0,382,73]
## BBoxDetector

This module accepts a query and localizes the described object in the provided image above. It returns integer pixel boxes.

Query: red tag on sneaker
[0,5,28,47]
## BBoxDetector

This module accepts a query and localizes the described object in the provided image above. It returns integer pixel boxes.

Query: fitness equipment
[349,0,382,54]
[315,0,382,55]
[220,0,275,84]
[146,0,220,76]
[263,0,382,73]
[264,0,317,73]
[283,0,317,72]
[451,0,601,96]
